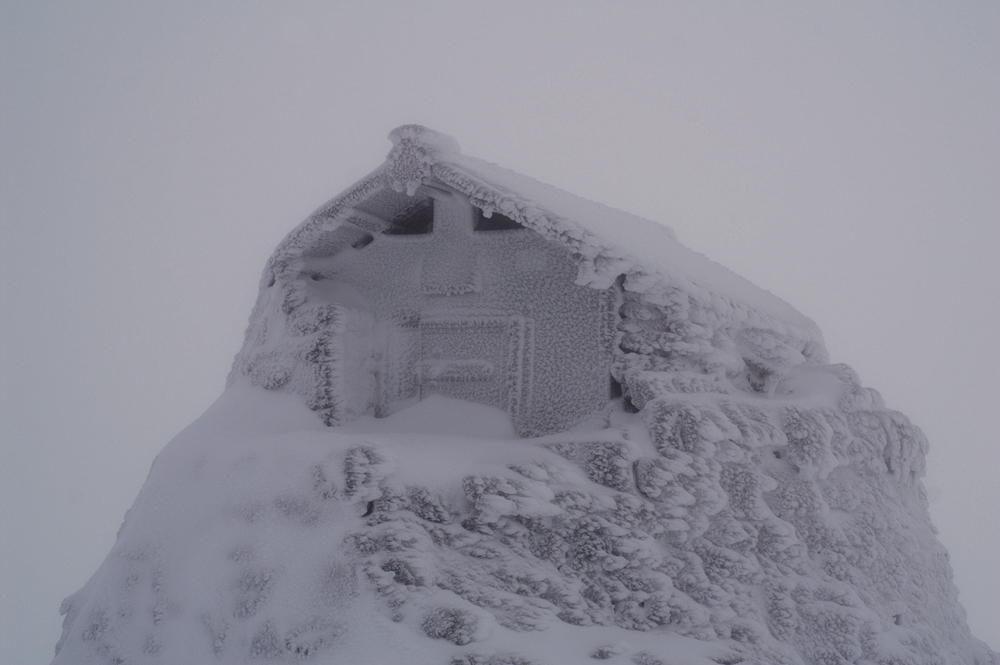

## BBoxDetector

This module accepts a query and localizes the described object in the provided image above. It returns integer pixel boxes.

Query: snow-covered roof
[265,125,825,362]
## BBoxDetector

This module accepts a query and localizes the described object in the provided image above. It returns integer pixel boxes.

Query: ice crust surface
[52,127,997,665]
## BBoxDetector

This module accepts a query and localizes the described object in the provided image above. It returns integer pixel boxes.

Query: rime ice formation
[231,125,823,436]
[53,127,996,665]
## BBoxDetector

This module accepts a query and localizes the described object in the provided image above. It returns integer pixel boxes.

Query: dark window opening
[384,198,434,235]
[611,377,639,413]
[303,225,375,258]
[475,209,524,231]
[612,276,639,412]
[351,233,375,249]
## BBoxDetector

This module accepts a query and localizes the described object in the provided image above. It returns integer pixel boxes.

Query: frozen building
[231,125,822,436]
[53,127,996,665]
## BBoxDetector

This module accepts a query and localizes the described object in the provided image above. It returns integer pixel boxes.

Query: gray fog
[2,3,997,662]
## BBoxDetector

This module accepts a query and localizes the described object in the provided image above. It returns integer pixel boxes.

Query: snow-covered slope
[51,376,996,665]
[52,387,747,665]
[52,128,997,665]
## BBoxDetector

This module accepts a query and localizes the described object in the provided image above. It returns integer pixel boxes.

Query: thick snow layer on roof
[273,125,823,355]
[436,137,817,334]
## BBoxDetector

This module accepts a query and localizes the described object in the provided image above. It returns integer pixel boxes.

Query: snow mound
[53,376,996,664]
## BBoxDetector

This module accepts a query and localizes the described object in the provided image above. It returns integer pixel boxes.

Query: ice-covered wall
[230,179,617,436]
[230,125,825,435]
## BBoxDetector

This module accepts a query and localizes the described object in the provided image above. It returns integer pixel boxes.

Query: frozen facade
[230,125,822,436]
[53,127,996,665]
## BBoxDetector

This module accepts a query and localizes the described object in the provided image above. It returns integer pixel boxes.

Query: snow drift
[52,127,997,665]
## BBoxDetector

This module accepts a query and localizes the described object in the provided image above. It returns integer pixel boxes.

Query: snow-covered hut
[231,125,825,436]
[54,126,997,665]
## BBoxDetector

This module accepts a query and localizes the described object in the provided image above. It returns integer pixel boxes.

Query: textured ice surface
[53,127,997,664]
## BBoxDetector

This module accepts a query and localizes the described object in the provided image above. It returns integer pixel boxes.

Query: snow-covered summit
[52,128,997,665]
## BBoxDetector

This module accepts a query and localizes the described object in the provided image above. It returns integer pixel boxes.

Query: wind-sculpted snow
[53,377,996,665]
[53,127,996,664]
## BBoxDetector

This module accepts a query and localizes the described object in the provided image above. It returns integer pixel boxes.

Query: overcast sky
[2,2,998,662]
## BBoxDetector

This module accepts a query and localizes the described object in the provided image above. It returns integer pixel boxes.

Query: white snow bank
[340,395,518,441]
[52,385,732,665]
[53,374,997,665]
